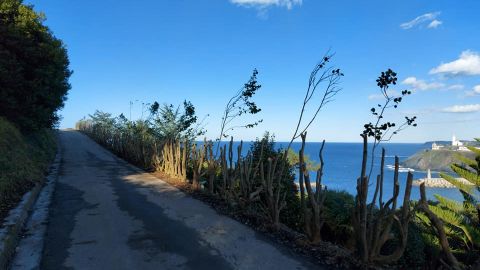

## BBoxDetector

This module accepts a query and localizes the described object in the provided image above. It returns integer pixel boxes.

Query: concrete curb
[0,150,61,270]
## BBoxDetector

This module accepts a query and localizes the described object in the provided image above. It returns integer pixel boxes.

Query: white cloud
[465,85,480,96]
[427,19,442,28]
[442,104,480,113]
[430,50,480,76]
[230,0,302,9]
[400,12,441,29]
[402,76,445,91]
[447,84,464,90]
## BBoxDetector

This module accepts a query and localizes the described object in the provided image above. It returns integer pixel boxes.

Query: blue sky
[28,0,480,142]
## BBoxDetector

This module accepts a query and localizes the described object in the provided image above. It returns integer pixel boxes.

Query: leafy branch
[287,51,343,151]
[362,69,417,182]
[215,69,263,155]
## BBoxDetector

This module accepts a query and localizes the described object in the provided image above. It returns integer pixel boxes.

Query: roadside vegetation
[0,117,57,222]
[77,61,478,269]
[0,0,71,221]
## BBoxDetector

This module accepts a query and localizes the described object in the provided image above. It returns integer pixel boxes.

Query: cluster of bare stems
[157,139,187,180]
[351,69,420,265]
[218,138,263,207]
[179,137,283,228]
[353,134,414,264]
[298,132,327,243]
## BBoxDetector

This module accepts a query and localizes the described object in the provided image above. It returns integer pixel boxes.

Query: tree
[215,69,262,155]
[149,100,204,141]
[0,0,72,131]
[286,148,319,171]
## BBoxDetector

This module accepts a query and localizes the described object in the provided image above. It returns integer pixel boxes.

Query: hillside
[401,149,476,172]
[0,117,57,222]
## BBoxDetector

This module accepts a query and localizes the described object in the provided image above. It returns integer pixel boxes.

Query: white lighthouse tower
[452,135,463,147]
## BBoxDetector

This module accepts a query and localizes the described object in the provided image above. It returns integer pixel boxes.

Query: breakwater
[413,177,473,188]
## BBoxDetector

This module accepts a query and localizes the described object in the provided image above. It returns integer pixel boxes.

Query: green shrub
[396,220,427,269]
[322,189,355,246]
[249,133,302,229]
[0,0,72,131]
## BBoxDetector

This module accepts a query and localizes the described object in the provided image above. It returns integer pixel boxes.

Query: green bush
[396,220,427,269]
[321,189,355,246]
[248,133,302,229]
[0,0,72,131]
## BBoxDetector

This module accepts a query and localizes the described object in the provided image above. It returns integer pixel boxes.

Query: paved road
[39,130,316,270]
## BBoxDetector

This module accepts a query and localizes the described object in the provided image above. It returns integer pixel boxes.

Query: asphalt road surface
[39,130,317,270]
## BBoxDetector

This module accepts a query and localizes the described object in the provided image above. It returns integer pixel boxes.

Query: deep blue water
[210,141,464,202]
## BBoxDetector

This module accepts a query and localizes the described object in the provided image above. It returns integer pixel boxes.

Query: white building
[452,135,464,147]
[432,135,478,152]
[432,142,444,150]
[452,135,477,152]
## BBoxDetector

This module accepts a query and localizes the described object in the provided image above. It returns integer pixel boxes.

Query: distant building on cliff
[452,135,463,147]
[452,135,473,151]
[431,135,476,152]
[431,142,444,150]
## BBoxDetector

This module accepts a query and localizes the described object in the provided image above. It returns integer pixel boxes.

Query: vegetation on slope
[0,117,57,222]
[0,1,69,221]
[402,149,476,172]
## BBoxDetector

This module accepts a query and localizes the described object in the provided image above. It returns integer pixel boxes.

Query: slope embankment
[0,117,57,223]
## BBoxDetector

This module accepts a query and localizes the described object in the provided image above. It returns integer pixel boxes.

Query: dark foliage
[322,190,355,246]
[362,69,416,142]
[249,133,302,229]
[0,0,71,131]
[216,69,263,154]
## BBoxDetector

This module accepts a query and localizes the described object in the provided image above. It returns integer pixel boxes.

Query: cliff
[401,149,476,172]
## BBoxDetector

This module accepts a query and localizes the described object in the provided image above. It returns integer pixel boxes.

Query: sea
[212,141,464,202]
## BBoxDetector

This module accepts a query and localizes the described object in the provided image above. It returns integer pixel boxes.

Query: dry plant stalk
[206,142,216,194]
[298,132,327,244]
[158,139,187,180]
[217,137,263,208]
[260,156,287,230]
[219,138,235,201]
[416,183,461,270]
[353,134,414,264]
[191,141,206,190]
